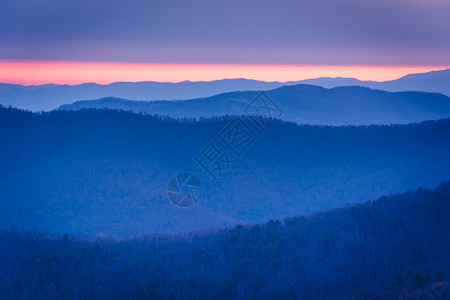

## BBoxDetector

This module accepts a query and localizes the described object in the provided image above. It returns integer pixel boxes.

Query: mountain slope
[57,85,450,125]
[1,106,450,236]
[1,183,449,299]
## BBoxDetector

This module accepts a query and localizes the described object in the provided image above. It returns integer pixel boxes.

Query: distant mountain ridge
[0,79,288,111]
[57,84,450,126]
[1,68,449,111]
[303,68,450,95]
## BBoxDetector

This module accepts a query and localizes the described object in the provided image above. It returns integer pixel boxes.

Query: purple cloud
[0,0,449,64]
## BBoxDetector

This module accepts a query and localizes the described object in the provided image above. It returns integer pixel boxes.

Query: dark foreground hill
[1,106,450,236]
[0,183,449,299]
[57,85,450,126]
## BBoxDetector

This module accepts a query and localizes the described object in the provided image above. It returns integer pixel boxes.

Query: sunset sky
[1,0,449,85]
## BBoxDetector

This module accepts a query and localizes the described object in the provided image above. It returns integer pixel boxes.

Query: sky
[0,0,449,84]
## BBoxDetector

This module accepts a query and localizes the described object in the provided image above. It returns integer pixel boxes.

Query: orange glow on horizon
[0,60,448,85]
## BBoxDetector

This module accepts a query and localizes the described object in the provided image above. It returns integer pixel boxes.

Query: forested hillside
[0,183,448,299]
[1,106,450,236]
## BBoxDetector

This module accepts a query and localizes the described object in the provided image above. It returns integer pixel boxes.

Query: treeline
[0,182,449,299]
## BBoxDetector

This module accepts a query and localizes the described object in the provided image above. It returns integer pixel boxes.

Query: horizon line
[0,60,449,85]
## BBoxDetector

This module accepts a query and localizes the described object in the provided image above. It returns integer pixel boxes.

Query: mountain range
[57,85,450,126]
[301,68,450,95]
[1,68,449,111]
